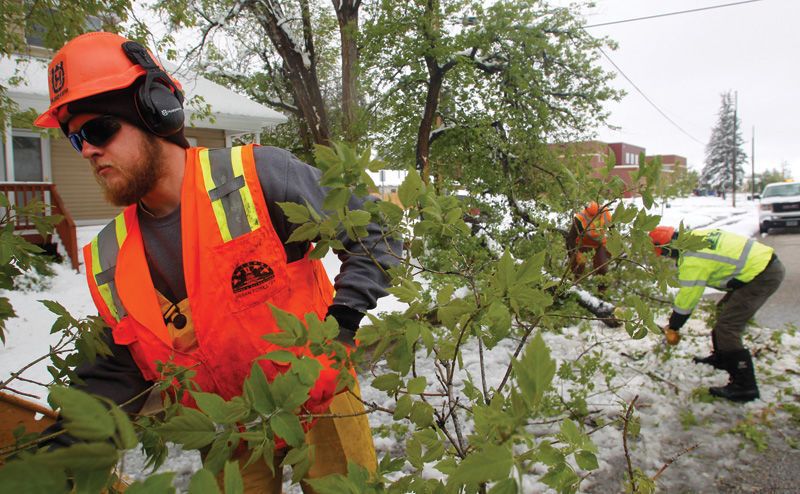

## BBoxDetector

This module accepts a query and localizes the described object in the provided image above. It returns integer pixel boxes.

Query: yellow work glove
[663,325,681,346]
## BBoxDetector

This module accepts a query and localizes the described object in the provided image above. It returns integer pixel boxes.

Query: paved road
[715,229,800,493]
[754,228,800,329]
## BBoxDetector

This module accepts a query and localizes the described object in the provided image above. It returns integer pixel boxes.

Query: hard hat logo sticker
[50,61,65,95]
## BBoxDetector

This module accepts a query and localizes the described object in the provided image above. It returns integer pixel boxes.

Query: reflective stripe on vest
[199,146,261,242]
[683,238,755,286]
[89,213,128,322]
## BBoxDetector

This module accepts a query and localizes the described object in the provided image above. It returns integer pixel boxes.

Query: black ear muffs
[122,41,185,137]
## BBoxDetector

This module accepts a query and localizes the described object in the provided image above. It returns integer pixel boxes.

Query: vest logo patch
[231,261,275,294]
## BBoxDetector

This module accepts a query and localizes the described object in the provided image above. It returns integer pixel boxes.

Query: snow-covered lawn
[2,195,796,492]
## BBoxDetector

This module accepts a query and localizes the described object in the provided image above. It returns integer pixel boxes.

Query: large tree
[700,91,747,195]
[151,0,363,154]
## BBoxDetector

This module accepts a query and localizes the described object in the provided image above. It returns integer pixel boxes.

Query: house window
[13,133,43,181]
[0,143,5,181]
[4,130,51,182]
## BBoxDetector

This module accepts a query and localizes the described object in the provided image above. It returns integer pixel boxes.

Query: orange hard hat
[34,31,182,128]
[585,201,600,216]
[649,226,676,256]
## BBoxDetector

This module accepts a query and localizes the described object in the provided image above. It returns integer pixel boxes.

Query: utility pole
[751,126,755,199]
[731,91,738,207]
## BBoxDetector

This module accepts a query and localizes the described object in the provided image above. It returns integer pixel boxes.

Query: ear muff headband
[121,41,185,136]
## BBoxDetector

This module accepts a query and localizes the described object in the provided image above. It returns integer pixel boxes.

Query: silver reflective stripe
[720,238,754,285]
[207,148,250,240]
[95,221,127,320]
[679,279,707,287]
[683,251,735,264]
[672,305,693,315]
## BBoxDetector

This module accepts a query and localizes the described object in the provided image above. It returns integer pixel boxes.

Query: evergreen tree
[701,91,747,193]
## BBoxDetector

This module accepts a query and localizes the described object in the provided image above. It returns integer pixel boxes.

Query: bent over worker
[649,226,784,403]
[34,32,401,491]
[565,201,612,284]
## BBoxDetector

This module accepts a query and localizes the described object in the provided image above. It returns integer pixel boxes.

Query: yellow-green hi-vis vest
[672,229,774,315]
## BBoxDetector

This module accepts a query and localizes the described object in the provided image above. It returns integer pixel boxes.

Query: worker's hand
[663,325,681,346]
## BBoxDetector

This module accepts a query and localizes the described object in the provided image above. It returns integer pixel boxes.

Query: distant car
[759,182,800,233]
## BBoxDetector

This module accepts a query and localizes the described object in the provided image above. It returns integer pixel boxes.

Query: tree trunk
[334,0,360,143]
[252,0,331,145]
[416,61,444,184]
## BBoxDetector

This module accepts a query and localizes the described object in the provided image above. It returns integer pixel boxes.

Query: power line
[594,44,706,146]
[584,0,766,29]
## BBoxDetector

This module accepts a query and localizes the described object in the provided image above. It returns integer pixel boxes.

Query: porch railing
[0,182,80,271]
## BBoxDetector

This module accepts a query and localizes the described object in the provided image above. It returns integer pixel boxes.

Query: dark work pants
[715,257,786,352]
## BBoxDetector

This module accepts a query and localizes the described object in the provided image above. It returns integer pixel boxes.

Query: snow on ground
[1,195,794,493]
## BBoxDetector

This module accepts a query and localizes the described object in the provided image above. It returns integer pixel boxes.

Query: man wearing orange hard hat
[35,31,400,490]
[566,201,613,289]
[649,225,784,402]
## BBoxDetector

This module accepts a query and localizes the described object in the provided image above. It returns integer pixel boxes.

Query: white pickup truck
[759,181,800,233]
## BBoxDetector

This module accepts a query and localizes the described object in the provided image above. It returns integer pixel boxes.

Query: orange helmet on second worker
[649,226,676,256]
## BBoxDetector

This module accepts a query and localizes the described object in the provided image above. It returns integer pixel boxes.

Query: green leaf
[286,223,320,243]
[372,373,402,393]
[203,432,239,475]
[348,209,372,227]
[398,168,424,207]
[271,410,306,448]
[393,394,413,419]
[488,478,518,494]
[277,202,311,224]
[72,468,111,494]
[265,305,307,346]
[223,460,244,494]
[512,332,556,410]
[0,460,68,493]
[243,362,276,415]
[157,408,216,449]
[37,442,119,470]
[575,450,599,471]
[516,251,545,284]
[448,444,514,486]
[407,376,427,394]
[305,474,358,494]
[191,392,250,424]
[409,401,434,427]
[560,419,583,447]
[438,297,475,328]
[269,371,312,412]
[492,251,515,293]
[483,301,512,346]
[323,188,352,211]
[110,404,138,450]
[125,472,176,494]
[188,468,221,494]
[377,200,404,225]
[49,387,115,441]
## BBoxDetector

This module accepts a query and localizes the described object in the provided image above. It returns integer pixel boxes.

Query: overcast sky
[571,0,799,179]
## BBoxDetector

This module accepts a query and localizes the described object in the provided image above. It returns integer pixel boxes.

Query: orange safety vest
[83,145,338,438]
[574,203,612,248]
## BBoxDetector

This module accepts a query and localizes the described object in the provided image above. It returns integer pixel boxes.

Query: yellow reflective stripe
[114,213,127,247]
[231,146,260,232]
[91,237,119,321]
[199,149,233,242]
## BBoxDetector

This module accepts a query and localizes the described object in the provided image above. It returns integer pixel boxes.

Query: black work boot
[694,330,726,370]
[709,349,760,403]
[693,353,726,369]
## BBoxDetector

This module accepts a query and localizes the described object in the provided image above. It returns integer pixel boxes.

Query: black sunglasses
[68,115,122,152]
